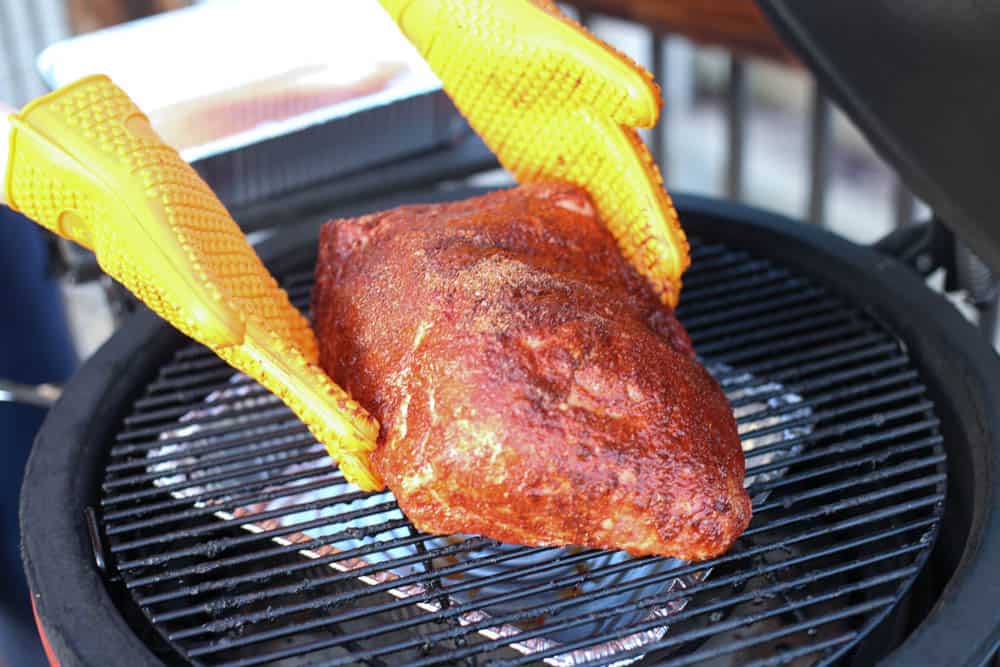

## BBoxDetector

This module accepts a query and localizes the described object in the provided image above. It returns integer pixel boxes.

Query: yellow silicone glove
[1,76,382,490]
[378,0,690,306]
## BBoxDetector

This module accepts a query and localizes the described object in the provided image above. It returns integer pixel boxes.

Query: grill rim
[20,191,1000,667]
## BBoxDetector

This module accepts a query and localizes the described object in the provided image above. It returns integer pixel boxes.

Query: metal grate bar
[107,388,934,545]
[146,366,241,393]
[110,487,377,553]
[104,434,311,491]
[698,312,863,357]
[682,259,772,290]
[742,337,898,378]
[678,277,810,318]
[738,388,931,446]
[741,635,858,667]
[715,321,873,366]
[682,286,828,330]
[107,422,308,474]
[157,355,234,379]
[103,463,341,522]
[105,394,937,545]
[203,540,919,664]
[114,408,293,445]
[108,422,307,476]
[573,598,893,667]
[169,494,941,663]
[109,416,306,458]
[677,269,796,310]
[168,486,941,650]
[751,450,945,504]
[403,526,933,664]
[125,517,412,589]
[167,544,567,635]
[746,415,938,466]
[742,479,943,539]
[124,400,227,427]
[173,343,220,361]
[753,420,940,491]
[122,385,274,427]
[680,267,793,303]
[144,535,497,613]
[135,529,432,605]
[742,391,930,453]
[104,448,324,510]
[409,547,925,667]
[729,356,913,408]
[105,470,346,535]
[751,441,944,510]
[283,283,313,301]
[202,518,930,665]
[683,248,757,273]
[454,568,919,667]
[747,412,942,476]
[281,270,317,288]
[132,377,257,410]
[747,403,937,465]
[118,396,283,443]
[154,356,250,379]
[735,368,919,425]
[697,309,858,356]
[157,539,528,630]
[113,436,940,596]
[322,544,925,667]
[116,500,401,570]
[689,241,729,258]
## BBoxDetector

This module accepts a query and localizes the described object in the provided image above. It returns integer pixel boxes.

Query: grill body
[20,194,1000,666]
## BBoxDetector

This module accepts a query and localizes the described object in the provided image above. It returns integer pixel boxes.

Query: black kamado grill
[20,193,1000,667]
[18,2,1000,666]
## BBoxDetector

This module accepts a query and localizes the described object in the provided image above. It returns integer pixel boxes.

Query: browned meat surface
[312,184,750,560]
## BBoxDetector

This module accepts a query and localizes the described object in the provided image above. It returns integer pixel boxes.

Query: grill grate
[96,237,945,666]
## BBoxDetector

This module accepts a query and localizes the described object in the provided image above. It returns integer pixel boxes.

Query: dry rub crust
[313,184,750,560]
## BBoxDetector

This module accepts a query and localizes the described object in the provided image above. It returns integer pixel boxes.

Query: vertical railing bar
[980,297,999,347]
[0,1,29,104]
[23,0,44,97]
[894,179,917,228]
[650,32,666,175]
[726,56,748,200]
[807,87,833,227]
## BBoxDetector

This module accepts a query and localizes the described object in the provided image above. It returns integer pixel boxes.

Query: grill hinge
[85,506,109,575]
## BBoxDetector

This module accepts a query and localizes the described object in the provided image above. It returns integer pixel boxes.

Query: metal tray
[36,0,463,209]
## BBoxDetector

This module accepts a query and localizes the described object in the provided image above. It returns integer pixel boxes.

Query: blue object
[0,205,77,666]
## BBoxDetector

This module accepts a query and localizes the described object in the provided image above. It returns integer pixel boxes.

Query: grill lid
[758,0,1000,273]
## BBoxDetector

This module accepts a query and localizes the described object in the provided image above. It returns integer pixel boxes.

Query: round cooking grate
[92,207,946,667]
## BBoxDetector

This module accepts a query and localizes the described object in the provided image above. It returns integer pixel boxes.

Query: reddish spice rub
[312,183,751,560]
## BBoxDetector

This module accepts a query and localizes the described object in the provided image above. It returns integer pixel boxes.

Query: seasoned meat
[312,184,750,560]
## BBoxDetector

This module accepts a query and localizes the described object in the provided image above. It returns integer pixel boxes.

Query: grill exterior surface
[91,209,946,666]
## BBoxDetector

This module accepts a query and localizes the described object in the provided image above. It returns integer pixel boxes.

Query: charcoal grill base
[21,193,1000,667]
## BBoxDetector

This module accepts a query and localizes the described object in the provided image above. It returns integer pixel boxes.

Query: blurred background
[6,0,989,356]
[6,0,987,367]
[1,0,996,665]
